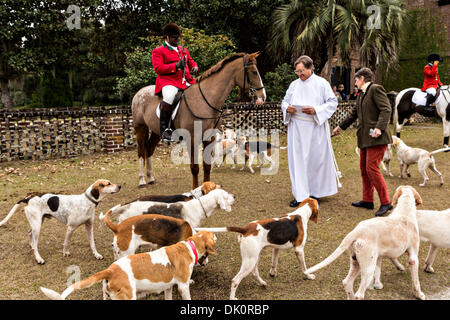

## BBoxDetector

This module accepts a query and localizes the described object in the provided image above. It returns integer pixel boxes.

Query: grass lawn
[0,123,448,300]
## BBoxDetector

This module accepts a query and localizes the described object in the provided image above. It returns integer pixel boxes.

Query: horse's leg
[190,140,200,189]
[145,132,161,185]
[135,125,149,187]
[202,140,212,183]
[442,118,450,148]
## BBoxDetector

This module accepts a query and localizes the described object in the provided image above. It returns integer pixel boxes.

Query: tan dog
[0,179,121,264]
[391,136,449,186]
[197,198,318,300]
[305,186,425,300]
[40,231,217,300]
[102,210,194,260]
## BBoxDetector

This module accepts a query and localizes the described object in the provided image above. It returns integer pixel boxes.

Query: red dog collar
[187,240,198,264]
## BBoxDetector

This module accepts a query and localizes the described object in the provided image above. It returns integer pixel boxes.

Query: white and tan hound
[40,231,217,300]
[391,136,449,186]
[106,188,235,228]
[197,198,318,300]
[0,179,121,264]
[305,185,425,300]
[237,136,286,174]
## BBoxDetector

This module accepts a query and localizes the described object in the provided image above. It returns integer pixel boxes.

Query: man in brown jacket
[332,68,393,216]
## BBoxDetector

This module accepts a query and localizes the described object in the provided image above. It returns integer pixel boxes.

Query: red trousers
[359,145,390,205]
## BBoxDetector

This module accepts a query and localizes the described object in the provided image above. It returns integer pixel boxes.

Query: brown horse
[131,52,266,188]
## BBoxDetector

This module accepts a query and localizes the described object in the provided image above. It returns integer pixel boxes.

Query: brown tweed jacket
[339,83,392,149]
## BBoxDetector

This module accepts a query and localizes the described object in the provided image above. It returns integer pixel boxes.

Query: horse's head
[239,52,266,106]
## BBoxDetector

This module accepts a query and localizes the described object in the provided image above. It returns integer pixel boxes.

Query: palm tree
[268,0,408,82]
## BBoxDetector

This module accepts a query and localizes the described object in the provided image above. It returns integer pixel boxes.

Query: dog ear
[218,194,232,212]
[411,187,423,206]
[206,234,217,255]
[91,186,100,200]
[392,186,403,206]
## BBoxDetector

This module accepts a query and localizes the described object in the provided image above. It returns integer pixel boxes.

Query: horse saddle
[411,89,441,107]
[155,90,184,121]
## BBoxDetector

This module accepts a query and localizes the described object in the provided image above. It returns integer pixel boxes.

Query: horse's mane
[196,52,247,82]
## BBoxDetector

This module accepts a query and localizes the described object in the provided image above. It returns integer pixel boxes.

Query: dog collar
[84,192,99,206]
[187,240,198,265]
[197,198,208,218]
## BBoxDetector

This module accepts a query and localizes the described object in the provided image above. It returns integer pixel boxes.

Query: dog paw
[371,283,384,290]
[94,253,104,260]
[36,257,45,264]
[189,279,195,285]
[407,173,411,177]
[269,270,277,277]
[416,291,426,300]
[424,265,435,273]
[304,273,315,280]
[63,251,71,257]
[419,183,425,187]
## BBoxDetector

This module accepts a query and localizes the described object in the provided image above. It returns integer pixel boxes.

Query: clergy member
[281,55,339,207]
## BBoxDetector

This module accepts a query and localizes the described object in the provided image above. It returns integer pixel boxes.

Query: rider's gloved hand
[190,66,198,75]
[176,59,186,70]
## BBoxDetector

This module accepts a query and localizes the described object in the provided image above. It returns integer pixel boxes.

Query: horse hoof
[148,181,155,185]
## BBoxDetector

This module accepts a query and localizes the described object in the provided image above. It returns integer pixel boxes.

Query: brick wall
[0,102,433,162]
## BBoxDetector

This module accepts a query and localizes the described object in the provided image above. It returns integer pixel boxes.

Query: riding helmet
[427,53,443,63]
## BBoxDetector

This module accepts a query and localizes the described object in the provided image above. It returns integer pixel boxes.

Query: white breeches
[162,85,179,104]
[425,88,437,96]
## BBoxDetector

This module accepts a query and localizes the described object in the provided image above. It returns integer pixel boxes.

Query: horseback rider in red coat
[421,53,443,111]
[152,23,199,142]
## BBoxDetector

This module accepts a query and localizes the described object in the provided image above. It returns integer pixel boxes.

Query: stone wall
[0,102,432,162]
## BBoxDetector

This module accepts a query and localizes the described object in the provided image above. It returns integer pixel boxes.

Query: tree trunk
[0,78,14,110]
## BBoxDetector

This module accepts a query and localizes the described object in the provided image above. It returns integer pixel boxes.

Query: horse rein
[182,55,264,129]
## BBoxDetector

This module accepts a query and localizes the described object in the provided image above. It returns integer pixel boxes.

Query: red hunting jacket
[421,63,442,91]
[152,43,198,94]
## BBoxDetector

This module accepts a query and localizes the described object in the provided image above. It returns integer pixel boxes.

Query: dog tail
[355,147,360,157]
[195,226,248,234]
[430,147,450,155]
[40,269,111,300]
[305,230,360,275]
[99,204,121,233]
[0,197,31,227]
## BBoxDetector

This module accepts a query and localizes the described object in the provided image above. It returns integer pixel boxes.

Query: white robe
[281,73,339,202]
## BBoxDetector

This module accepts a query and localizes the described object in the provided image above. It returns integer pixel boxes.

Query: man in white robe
[281,55,339,207]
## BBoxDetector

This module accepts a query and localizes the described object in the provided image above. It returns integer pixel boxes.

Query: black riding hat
[162,23,181,36]
[427,53,443,63]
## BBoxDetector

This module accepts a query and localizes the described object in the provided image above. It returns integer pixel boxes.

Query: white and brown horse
[131,52,266,188]
[393,85,450,147]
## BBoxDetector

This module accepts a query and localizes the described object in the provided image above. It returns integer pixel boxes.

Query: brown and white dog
[106,188,235,228]
[40,231,217,300]
[197,198,318,300]
[126,181,219,204]
[0,179,121,264]
[212,131,238,169]
[305,185,425,300]
[237,136,286,174]
[101,209,195,260]
[391,136,449,186]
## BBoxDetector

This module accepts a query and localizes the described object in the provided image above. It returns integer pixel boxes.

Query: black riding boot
[424,93,435,113]
[160,101,173,142]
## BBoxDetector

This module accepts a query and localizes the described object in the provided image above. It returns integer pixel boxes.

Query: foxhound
[0,179,121,264]
[197,198,318,300]
[237,136,286,174]
[105,188,235,228]
[40,231,217,300]
[391,136,449,186]
[305,185,425,300]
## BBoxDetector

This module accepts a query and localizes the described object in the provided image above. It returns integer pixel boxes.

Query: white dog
[105,188,235,228]
[212,131,238,169]
[305,185,425,300]
[0,179,121,264]
[391,136,449,186]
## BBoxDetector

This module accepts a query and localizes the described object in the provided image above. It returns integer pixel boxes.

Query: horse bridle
[182,55,265,129]
[439,85,450,105]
